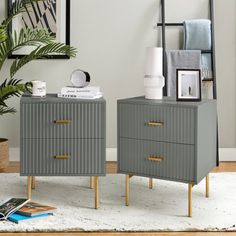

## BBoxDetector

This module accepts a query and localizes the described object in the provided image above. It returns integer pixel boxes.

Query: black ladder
[157,0,217,99]
[157,0,219,165]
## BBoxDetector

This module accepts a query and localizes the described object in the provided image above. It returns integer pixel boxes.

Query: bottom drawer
[118,138,195,182]
[21,139,105,176]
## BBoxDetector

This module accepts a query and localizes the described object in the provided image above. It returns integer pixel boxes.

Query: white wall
[0,0,236,150]
[215,0,236,147]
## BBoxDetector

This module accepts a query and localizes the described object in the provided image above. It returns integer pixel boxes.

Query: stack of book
[58,86,103,99]
[0,198,56,224]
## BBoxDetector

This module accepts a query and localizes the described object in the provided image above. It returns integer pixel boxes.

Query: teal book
[8,213,52,224]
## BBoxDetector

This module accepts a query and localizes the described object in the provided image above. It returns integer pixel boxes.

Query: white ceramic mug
[31,80,46,97]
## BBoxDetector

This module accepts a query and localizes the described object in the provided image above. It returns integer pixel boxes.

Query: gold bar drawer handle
[147,121,164,127]
[54,120,71,124]
[147,156,164,162]
[54,155,71,160]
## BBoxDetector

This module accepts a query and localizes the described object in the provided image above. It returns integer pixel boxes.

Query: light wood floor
[0,161,235,236]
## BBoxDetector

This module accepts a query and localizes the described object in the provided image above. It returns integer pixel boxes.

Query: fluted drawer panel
[21,102,105,139]
[20,139,105,176]
[118,138,195,182]
[118,103,195,144]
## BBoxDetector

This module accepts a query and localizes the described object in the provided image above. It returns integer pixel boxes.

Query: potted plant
[0,0,77,170]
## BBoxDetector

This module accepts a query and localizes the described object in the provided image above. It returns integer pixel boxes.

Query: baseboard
[9,148,20,161]
[106,148,117,161]
[219,148,236,161]
[9,147,236,162]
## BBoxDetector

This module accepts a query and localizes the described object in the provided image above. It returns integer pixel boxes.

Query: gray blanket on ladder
[183,19,212,79]
[166,50,201,97]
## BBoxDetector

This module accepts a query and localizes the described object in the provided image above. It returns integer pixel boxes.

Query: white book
[58,93,103,100]
[61,86,100,94]
[60,91,101,97]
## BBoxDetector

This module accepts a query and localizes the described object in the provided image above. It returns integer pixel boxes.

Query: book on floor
[8,212,52,224]
[0,198,30,220]
[17,202,56,216]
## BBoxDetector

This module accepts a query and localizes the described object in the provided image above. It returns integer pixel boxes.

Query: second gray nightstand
[20,94,106,209]
[117,96,217,217]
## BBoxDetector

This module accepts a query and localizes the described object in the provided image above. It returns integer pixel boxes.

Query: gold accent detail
[206,174,209,198]
[94,176,99,209]
[147,121,164,127]
[27,176,32,199]
[149,178,153,189]
[147,156,164,162]
[31,176,35,190]
[90,177,94,189]
[188,183,193,217]
[54,120,71,124]
[54,155,70,160]
[125,175,129,206]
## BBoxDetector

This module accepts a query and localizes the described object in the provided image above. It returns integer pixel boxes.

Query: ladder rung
[157,23,184,27]
[201,50,212,53]
[203,78,214,82]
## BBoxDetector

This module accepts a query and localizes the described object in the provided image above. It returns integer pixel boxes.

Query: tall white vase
[144,47,165,100]
[144,76,165,100]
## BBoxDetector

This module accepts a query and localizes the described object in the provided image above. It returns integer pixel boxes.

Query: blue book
[8,213,52,224]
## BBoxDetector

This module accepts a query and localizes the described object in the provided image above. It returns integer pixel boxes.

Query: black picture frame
[176,69,202,102]
[7,0,70,59]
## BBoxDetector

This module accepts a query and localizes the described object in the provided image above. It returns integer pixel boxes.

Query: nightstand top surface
[118,96,216,107]
[21,93,105,103]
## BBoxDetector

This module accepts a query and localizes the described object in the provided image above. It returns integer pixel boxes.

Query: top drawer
[21,102,105,139]
[118,103,196,145]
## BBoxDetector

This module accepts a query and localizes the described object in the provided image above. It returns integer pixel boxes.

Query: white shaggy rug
[0,173,235,232]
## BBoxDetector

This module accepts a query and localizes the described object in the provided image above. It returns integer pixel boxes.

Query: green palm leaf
[0,106,16,115]
[0,28,54,71]
[0,78,27,101]
[10,43,77,77]
[0,25,7,43]
[0,78,28,115]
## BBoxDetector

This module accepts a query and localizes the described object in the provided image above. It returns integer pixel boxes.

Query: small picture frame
[176,69,202,102]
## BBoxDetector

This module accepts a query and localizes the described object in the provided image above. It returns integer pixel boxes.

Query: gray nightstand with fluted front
[20,94,106,209]
[117,96,217,217]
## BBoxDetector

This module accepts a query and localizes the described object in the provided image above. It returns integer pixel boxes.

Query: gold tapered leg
[90,176,94,189]
[206,174,209,198]
[31,176,35,189]
[188,183,193,217]
[27,176,32,199]
[149,178,153,189]
[94,176,98,209]
[125,175,130,206]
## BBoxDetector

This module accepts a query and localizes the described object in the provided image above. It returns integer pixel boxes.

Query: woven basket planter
[0,138,9,171]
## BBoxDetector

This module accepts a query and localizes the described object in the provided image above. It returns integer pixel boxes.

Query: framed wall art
[176,69,202,102]
[8,0,70,59]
